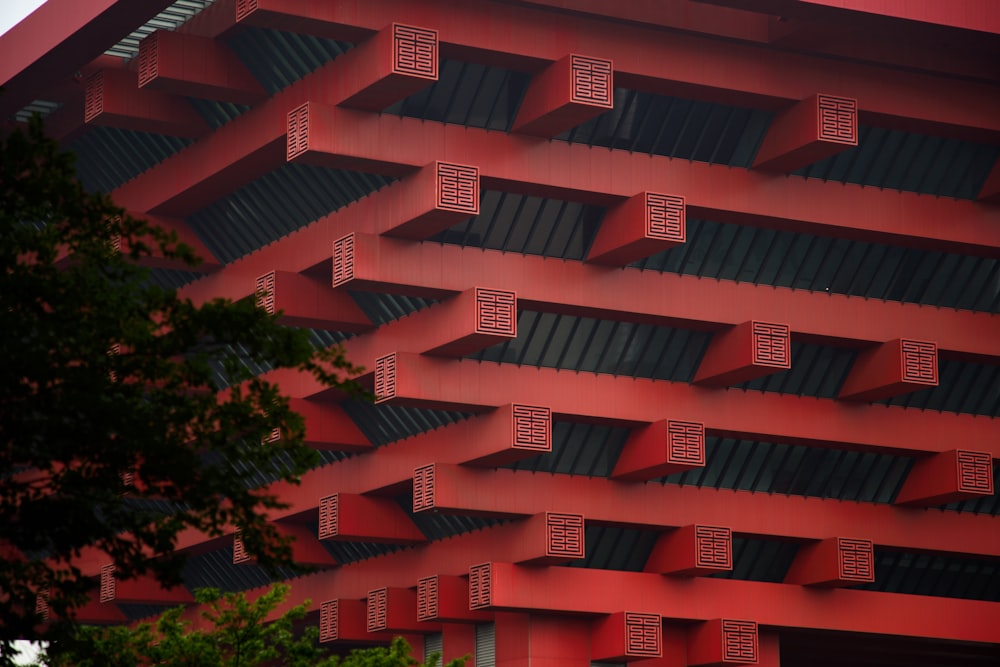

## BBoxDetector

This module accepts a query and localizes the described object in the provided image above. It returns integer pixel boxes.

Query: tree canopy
[0,116,361,657]
[42,585,464,667]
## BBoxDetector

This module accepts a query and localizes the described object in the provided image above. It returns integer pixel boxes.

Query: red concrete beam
[230,0,1000,141]
[408,406,550,472]
[895,449,995,507]
[98,564,193,605]
[687,619,758,666]
[288,108,1000,257]
[109,21,438,216]
[513,54,614,137]
[784,537,875,588]
[338,23,440,110]
[695,0,1000,35]
[317,493,425,544]
[360,353,1000,457]
[233,523,337,568]
[693,321,792,387]
[644,525,733,577]
[497,512,587,566]
[337,288,518,387]
[290,159,480,240]
[408,465,1000,559]
[0,0,175,119]
[753,94,858,172]
[492,613,593,667]
[612,419,706,482]
[587,193,687,266]
[141,214,222,273]
[315,235,1000,362]
[84,69,211,138]
[839,339,939,402]
[367,587,441,634]
[591,611,663,662]
[319,598,390,643]
[253,270,373,333]
[137,30,266,104]
[417,575,492,623]
[468,561,1000,642]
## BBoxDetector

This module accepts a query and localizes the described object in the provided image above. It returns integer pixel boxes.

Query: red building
[3,1,999,665]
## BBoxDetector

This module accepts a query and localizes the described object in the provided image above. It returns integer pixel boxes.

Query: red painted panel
[896,449,995,506]
[840,338,939,402]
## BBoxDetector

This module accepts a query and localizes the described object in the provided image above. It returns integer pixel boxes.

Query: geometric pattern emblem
[900,339,937,385]
[233,529,251,564]
[137,32,158,88]
[644,193,686,242]
[392,24,438,79]
[84,72,105,123]
[695,525,733,571]
[512,404,551,451]
[255,271,276,315]
[837,538,874,583]
[235,0,259,22]
[817,94,858,145]
[721,620,758,663]
[332,233,355,288]
[436,162,480,214]
[412,464,435,513]
[367,588,388,632]
[956,450,994,495]
[374,353,396,404]
[35,588,50,621]
[286,103,310,161]
[570,55,613,107]
[318,494,338,540]
[667,420,705,466]
[319,599,337,642]
[475,288,517,336]
[417,575,438,622]
[625,612,661,657]
[99,564,116,603]
[469,563,492,610]
[545,512,585,558]
[751,322,791,368]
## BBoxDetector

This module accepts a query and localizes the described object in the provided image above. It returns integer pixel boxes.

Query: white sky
[0,0,47,36]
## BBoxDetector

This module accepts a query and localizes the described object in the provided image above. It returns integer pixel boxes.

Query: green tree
[43,585,464,667]
[0,116,360,658]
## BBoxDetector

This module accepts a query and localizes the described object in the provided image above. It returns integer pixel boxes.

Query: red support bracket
[612,419,705,481]
[591,611,663,662]
[753,94,858,172]
[367,587,442,634]
[521,512,585,566]
[895,449,995,507]
[318,493,426,544]
[287,398,372,452]
[687,619,759,666]
[409,405,550,474]
[839,338,938,402]
[693,321,791,387]
[784,537,875,588]
[416,575,492,623]
[137,30,267,105]
[588,192,686,266]
[253,270,373,332]
[98,564,193,605]
[139,214,222,273]
[513,54,614,137]
[84,69,211,138]
[340,23,439,110]
[644,525,733,576]
[376,161,481,240]
[233,524,337,568]
[320,598,390,643]
[465,514,586,569]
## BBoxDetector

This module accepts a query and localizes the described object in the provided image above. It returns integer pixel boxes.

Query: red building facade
[3,1,999,665]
